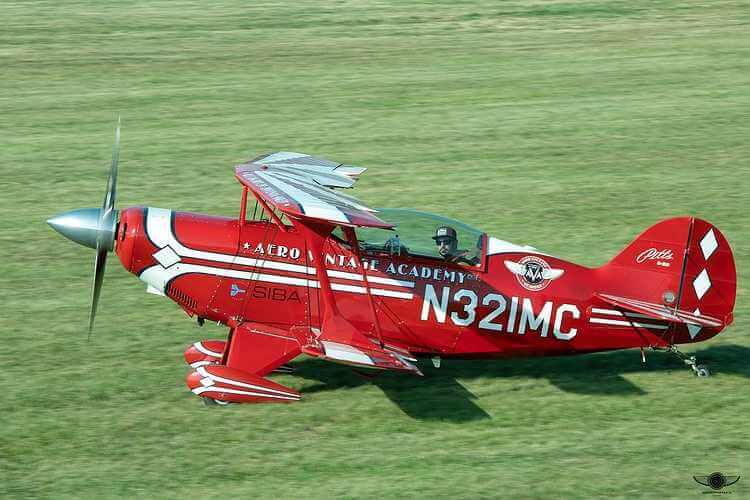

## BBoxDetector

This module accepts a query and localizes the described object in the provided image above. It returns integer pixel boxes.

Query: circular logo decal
[708,472,727,490]
[515,256,553,291]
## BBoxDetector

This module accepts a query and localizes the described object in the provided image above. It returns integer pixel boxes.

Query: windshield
[356,208,484,266]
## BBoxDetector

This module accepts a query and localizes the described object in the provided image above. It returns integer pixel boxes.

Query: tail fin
[600,217,736,343]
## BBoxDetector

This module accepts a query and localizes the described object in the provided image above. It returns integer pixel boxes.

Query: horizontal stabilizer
[596,293,723,328]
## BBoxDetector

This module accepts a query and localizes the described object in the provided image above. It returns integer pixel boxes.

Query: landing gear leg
[665,345,710,377]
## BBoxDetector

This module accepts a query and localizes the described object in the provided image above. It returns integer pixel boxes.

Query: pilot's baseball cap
[433,226,457,241]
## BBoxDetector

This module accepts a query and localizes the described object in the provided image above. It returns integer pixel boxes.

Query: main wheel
[202,397,230,407]
[695,365,710,377]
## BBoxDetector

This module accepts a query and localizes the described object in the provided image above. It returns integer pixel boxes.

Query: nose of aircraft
[47,208,117,251]
[48,118,122,335]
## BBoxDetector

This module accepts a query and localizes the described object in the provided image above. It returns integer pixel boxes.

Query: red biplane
[49,126,737,404]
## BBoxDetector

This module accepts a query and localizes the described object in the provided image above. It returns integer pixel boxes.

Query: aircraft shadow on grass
[289,344,750,422]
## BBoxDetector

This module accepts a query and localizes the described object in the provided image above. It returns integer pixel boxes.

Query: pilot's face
[436,237,458,258]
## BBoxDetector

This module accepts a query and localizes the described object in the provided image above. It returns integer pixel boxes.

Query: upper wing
[235,151,393,228]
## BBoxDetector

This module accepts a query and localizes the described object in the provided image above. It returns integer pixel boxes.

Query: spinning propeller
[47,118,121,335]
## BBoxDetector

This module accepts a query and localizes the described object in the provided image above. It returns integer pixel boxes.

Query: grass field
[2,1,749,498]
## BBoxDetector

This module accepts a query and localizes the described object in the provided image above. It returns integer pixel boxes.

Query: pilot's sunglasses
[436,237,454,246]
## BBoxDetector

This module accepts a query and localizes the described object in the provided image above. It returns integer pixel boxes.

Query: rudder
[678,218,736,339]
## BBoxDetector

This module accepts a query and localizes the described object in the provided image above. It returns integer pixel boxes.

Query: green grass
[1,1,749,498]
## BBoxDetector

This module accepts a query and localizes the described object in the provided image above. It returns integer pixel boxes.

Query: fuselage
[115,206,705,358]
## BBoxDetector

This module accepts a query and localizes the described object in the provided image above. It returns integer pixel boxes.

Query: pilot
[433,226,478,265]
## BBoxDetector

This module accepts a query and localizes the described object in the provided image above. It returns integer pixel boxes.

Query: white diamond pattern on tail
[693,269,711,299]
[687,308,702,340]
[700,229,718,260]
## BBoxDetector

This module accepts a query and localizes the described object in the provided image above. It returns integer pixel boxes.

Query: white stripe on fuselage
[487,237,546,256]
[140,208,413,299]
[145,207,316,275]
[590,308,659,321]
[140,263,321,293]
[589,317,669,330]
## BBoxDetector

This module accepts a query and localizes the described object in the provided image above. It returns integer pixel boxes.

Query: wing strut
[239,186,249,224]
[300,220,340,321]
[343,226,384,346]
[251,190,288,232]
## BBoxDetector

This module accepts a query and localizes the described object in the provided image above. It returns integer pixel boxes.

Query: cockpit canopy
[354,208,484,265]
